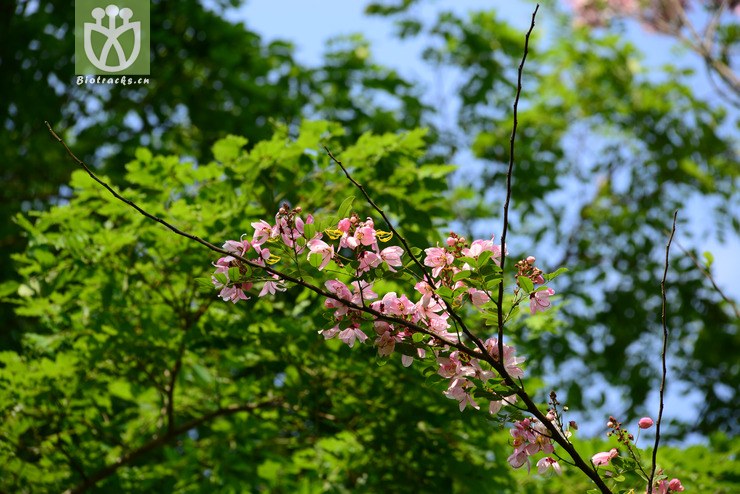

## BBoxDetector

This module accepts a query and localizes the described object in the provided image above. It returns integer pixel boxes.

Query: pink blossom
[358,251,381,273]
[212,255,234,275]
[307,238,335,270]
[379,245,404,271]
[252,244,272,266]
[259,278,286,297]
[319,325,341,340]
[347,225,376,250]
[348,281,377,304]
[381,292,416,317]
[375,330,397,356]
[251,220,274,245]
[507,444,530,470]
[638,416,654,429]
[591,448,618,466]
[337,218,351,232]
[668,479,684,492]
[423,246,454,277]
[461,237,495,258]
[437,355,463,379]
[530,287,555,314]
[218,282,252,303]
[339,325,368,348]
[485,338,526,378]
[443,378,479,411]
[536,456,562,475]
[469,288,490,307]
[223,239,251,256]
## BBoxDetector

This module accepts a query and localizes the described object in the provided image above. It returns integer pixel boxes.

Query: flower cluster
[211,205,555,417]
[507,417,561,475]
[590,416,685,492]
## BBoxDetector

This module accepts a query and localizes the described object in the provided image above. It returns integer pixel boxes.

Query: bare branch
[648,210,678,493]
[496,4,537,371]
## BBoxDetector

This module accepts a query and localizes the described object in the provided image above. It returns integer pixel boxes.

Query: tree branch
[496,3,537,383]
[648,210,678,493]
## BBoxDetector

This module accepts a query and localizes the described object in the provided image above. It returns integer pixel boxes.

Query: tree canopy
[1,0,738,492]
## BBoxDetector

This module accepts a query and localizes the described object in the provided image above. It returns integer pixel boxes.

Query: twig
[648,210,678,493]
[497,4,538,368]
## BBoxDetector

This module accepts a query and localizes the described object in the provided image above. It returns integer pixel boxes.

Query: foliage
[1,0,739,491]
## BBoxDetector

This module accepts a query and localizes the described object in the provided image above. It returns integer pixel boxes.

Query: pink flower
[668,479,684,492]
[337,218,351,232]
[507,445,530,470]
[591,448,618,466]
[349,280,377,305]
[339,325,368,348]
[259,278,286,297]
[358,251,381,273]
[485,338,526,378]
[530,287,555,314]
[469,288,490,307]
[462,238,495,258]
[251,220,274,245]
[307,238,335,270]
[379,245,404,271]
[319,325,341,340]
[638,417,654,429]
[536,457,562,475]
[424,246,454,277]
[347,225,376,250]
[443,378,479,411]
[223,239,251,256]
[218,282,252,303]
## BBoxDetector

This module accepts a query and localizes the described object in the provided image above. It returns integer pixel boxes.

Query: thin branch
[497,4,538,369]
[648,210,678,493]
[62,399,282,494]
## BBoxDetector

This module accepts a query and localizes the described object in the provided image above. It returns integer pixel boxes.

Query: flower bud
[638,417,654,429]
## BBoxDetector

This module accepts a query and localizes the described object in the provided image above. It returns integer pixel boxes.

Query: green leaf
[212,134,248,163]
[412,332,425,343]
[436,286,454,298]
[308,252,324,269]
[544,267,569,282]
[518,276,534,293]
[228,266,241,282]
[452,270,472,282]
[303,222,316,240]
[703,251,714,269]
[477,250,492,267]
[336,196,355,220]
[213,273,228,286]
